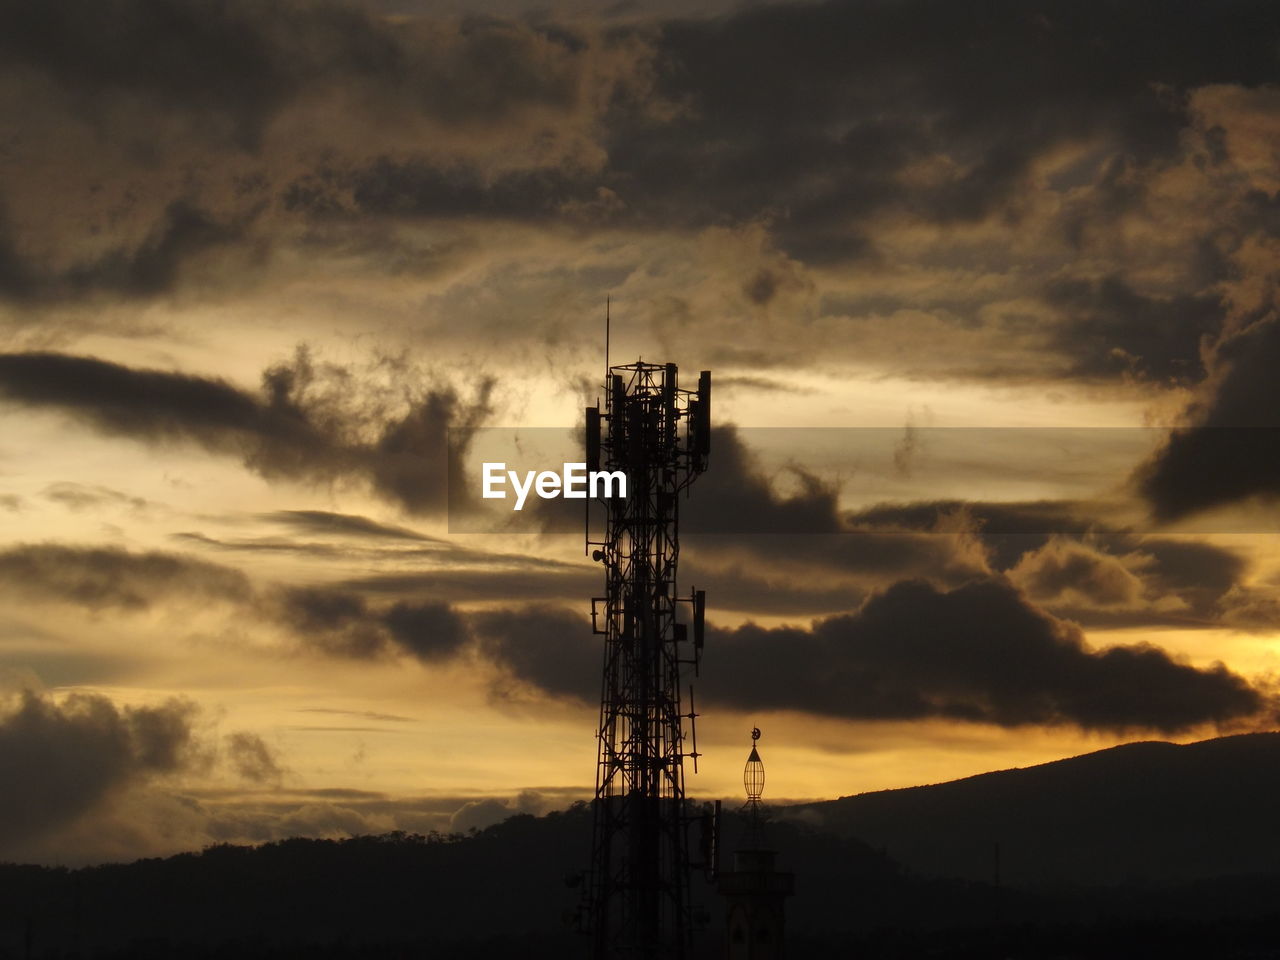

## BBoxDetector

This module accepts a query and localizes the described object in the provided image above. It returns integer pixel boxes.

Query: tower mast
[584,358,711,958]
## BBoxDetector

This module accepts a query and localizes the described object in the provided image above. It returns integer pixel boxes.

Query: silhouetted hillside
[798,731,1280,886]
[0,804,913,959]
[7,735,1280,957]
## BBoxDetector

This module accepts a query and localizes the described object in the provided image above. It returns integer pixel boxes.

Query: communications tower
[583,359,711,959]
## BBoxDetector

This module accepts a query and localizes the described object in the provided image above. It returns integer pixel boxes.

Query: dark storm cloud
[267,0,1276,386]
[1044,275,1223,384]
[274,586,390,658]
[707,579,1267,731]
[0,0,349,146]
[0,201,250,303]
[1138,316,1280,520]
[381,599,470,660]
[590,0,1277,230]
[473,578,1270,732]
[272,587,469,661]
[1010,538,1144,608]
[674,428,989,586]
[847,498,1262,625]
[0,0,615,146]
[0,351,293,448]
[0,0,656,307]
[0,350,493,514]
[0,688,197,852]
[366,378,494,515]
[18,0,1270,240]
[7,537,1266,732]
[472,605,600,704]
[0,543,251,610]
[0,0,1271,391]
[287,160,595,220]
[683,425,842,534]
[0,541,474,662]
[225,731,285,786]
[33,0,1265,193]
[1141,538,1251,619]
[1000,537,1255,629]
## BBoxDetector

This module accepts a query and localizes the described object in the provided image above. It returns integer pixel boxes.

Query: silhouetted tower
[717,729,795,959]
[583,360,711,959]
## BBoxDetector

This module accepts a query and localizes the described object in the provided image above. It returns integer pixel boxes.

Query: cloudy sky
[1,0,1279,865]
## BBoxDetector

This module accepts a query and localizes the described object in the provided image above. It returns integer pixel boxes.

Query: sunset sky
[1,0,1279,865]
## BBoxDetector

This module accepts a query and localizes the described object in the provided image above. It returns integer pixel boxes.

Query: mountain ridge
[795,730,1280,885]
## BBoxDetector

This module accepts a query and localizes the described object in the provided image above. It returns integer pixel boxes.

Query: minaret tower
[717,728,795,959]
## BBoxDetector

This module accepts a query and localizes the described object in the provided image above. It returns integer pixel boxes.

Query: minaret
[716,728,795,959]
